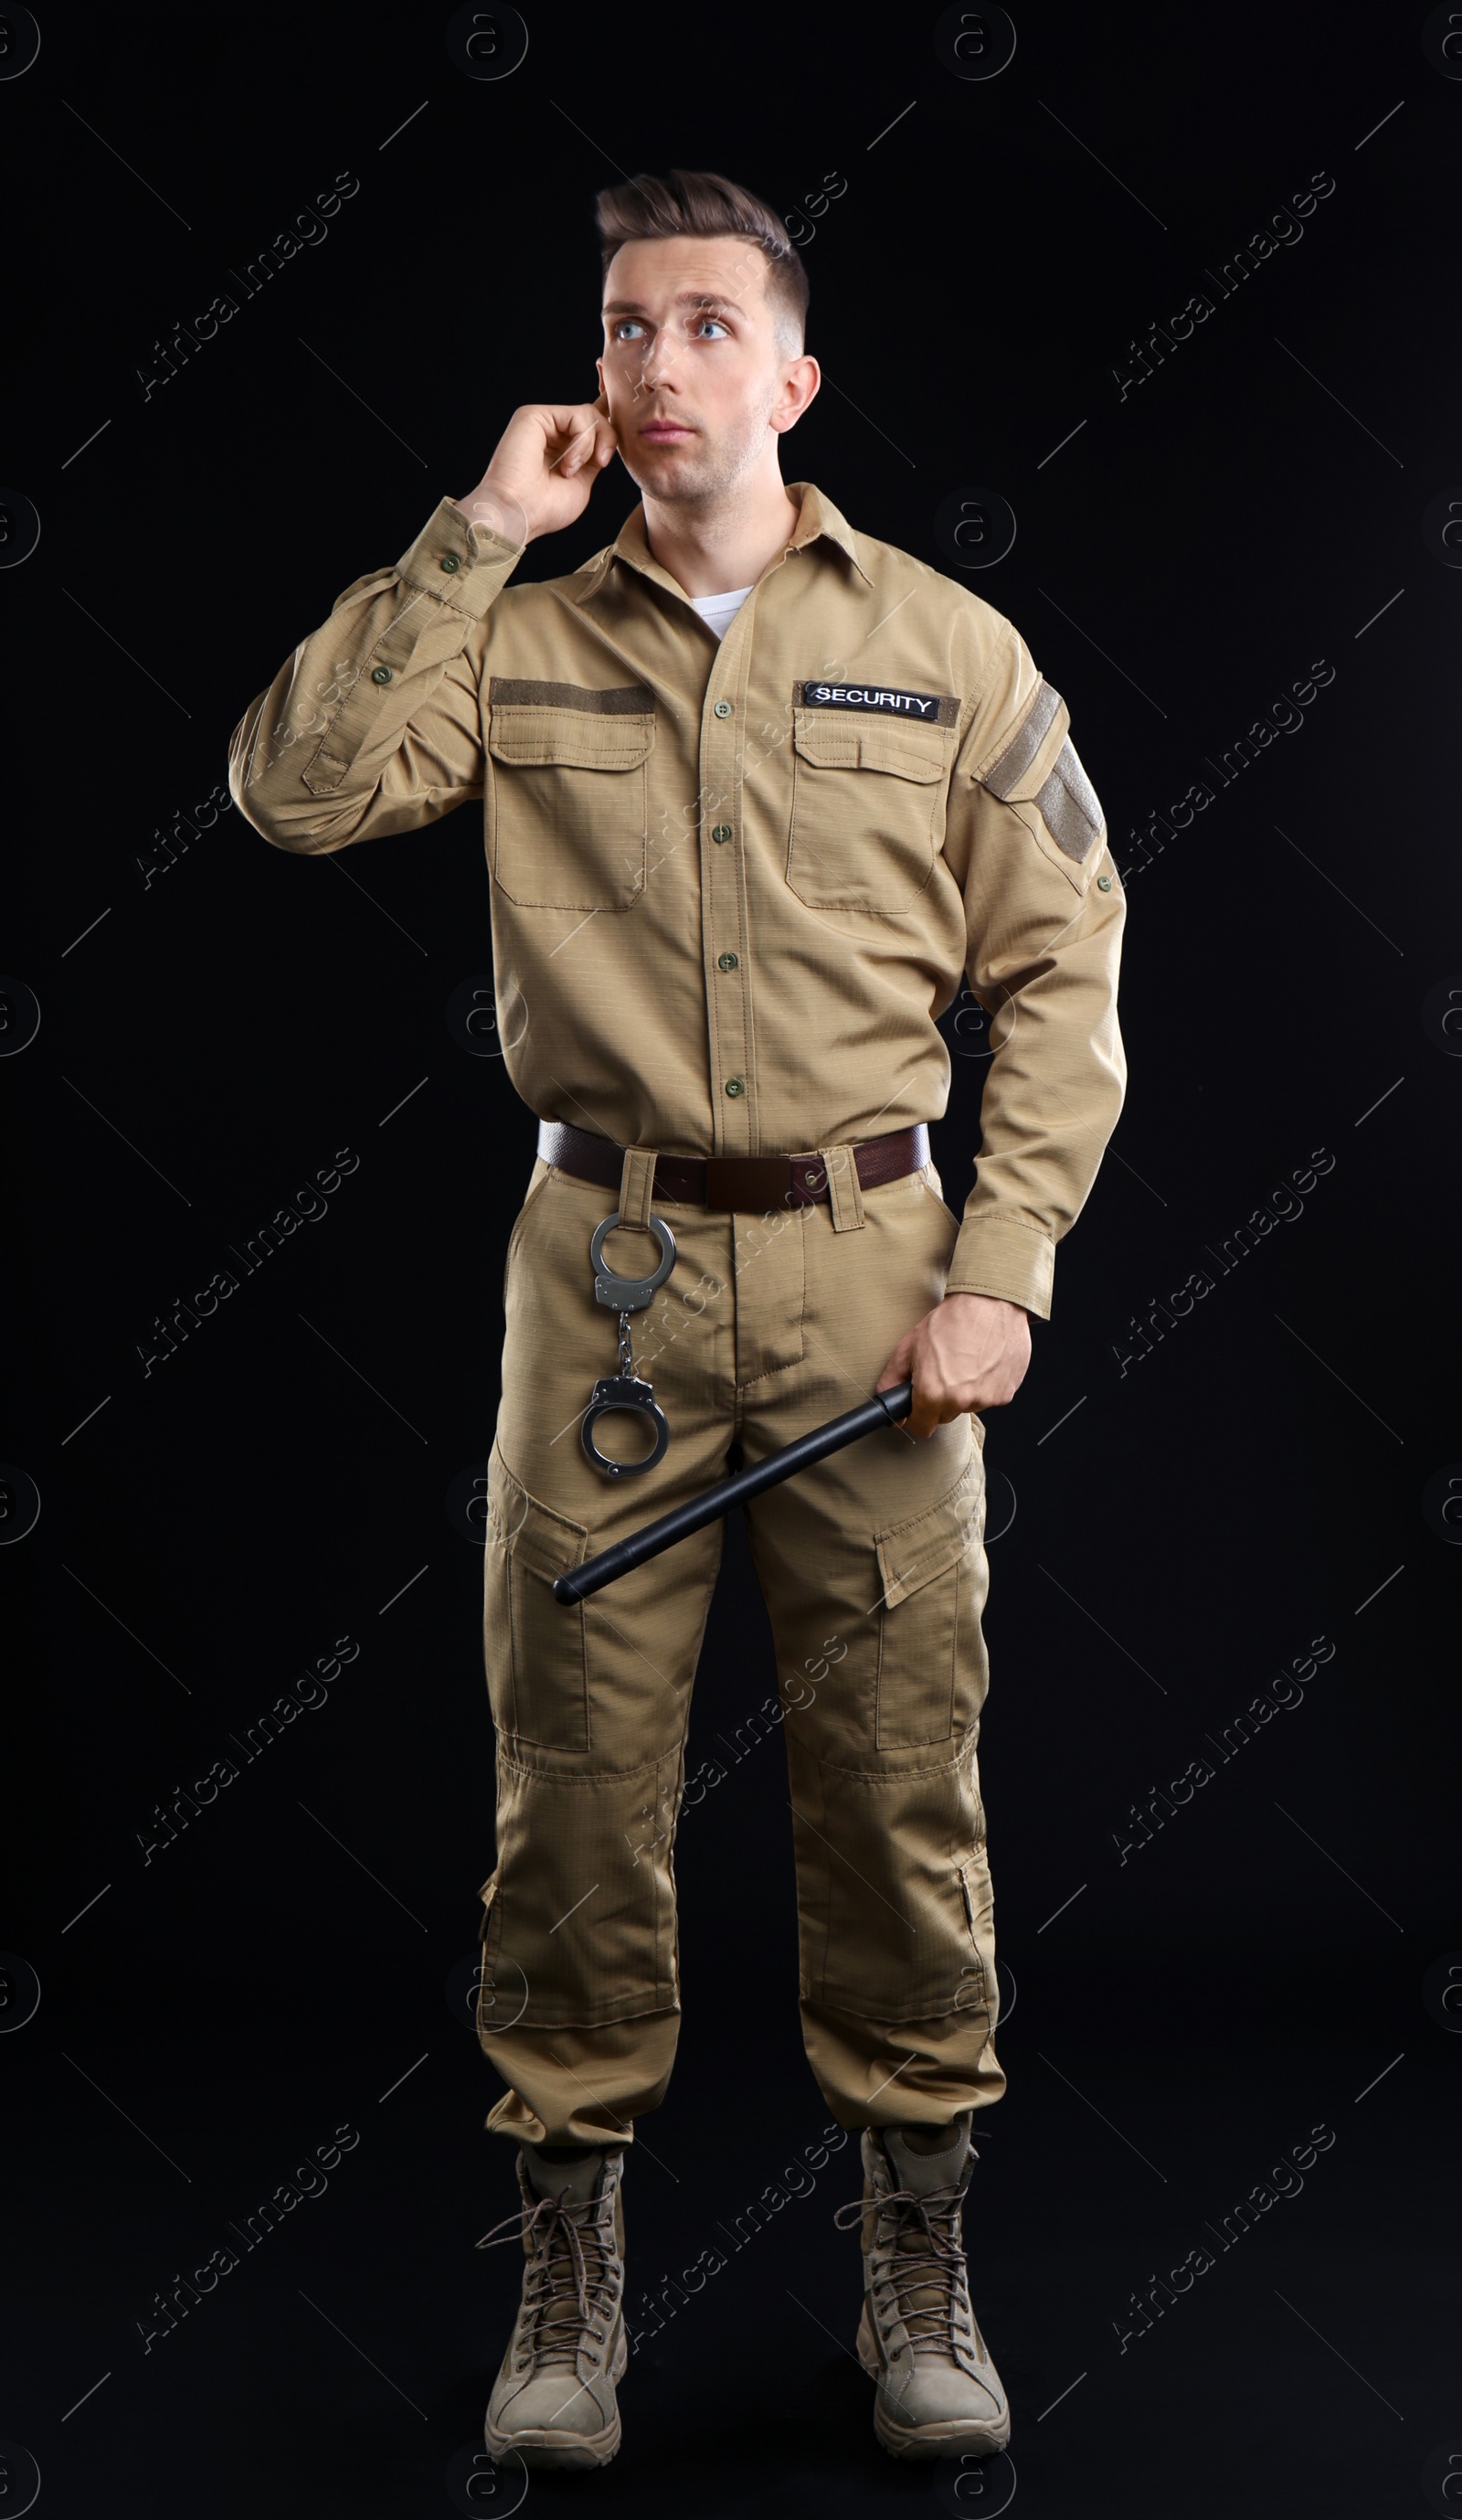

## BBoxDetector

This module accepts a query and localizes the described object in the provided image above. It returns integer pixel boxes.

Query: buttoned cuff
[944,1217,1054,1319]
[394,496,524,620]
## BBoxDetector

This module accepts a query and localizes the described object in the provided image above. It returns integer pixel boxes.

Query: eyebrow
[601,292,743,319]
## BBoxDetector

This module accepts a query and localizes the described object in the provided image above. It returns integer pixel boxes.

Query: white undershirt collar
[688,584,754,641]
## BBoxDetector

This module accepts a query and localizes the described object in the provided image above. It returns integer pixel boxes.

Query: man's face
[598,234,807,507]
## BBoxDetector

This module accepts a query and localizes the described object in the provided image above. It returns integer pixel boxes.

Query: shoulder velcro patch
[981,678,1064,797]
[1032,735,1104,863]
[980,677,1104,864]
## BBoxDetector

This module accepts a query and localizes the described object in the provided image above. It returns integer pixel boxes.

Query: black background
[4,4,1460,2515]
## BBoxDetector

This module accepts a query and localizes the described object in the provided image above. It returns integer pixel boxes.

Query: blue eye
[614,319,646,341]
[697,318,729,338]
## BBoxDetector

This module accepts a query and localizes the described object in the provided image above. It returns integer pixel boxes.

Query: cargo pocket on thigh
[483,1439,592,1752]
[874,1452,984,1749]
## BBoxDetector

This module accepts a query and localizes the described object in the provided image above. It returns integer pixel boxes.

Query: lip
[639,421,694,440]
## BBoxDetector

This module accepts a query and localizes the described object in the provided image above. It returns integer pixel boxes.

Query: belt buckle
[704,1154,794,1213]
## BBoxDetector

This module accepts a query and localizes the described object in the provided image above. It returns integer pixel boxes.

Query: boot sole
[484,2319,628,2471]
[856,2301,1012,2462]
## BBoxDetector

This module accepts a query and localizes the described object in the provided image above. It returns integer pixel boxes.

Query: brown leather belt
[535,1119,930,1212]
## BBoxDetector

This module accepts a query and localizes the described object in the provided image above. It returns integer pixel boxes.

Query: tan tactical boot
[835,2113,1011,2461]
[477,2142,628,2470]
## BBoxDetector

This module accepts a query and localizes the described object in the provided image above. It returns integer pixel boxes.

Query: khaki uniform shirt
[227,482,1126,1317]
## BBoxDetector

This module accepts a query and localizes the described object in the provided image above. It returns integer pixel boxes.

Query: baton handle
[551,1380,915,1604]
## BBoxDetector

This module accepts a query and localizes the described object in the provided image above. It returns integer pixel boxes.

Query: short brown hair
[594,169,810,353]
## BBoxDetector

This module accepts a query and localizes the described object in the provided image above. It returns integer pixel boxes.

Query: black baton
[551,1380,915,1603]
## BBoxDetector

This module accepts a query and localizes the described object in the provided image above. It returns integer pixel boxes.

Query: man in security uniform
[228,169,1126,2472]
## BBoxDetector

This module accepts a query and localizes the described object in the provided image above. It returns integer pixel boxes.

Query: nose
[638,326,681,395]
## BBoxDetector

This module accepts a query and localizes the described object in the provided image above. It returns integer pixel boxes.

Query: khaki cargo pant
[475,1143,1005,2147]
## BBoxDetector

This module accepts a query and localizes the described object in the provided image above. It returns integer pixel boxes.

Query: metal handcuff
[581,1207,679,1477]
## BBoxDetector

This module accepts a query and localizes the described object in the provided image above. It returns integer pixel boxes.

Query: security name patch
[795,681,959,727]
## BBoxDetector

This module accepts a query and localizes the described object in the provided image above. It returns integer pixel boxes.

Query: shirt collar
[570,479,873,602]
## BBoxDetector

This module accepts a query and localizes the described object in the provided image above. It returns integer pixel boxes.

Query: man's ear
[770,355,821,436]
[596,354,607,399]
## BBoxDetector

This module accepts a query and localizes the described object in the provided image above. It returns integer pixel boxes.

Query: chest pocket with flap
[787,707,951,912]
[487,678,655,910]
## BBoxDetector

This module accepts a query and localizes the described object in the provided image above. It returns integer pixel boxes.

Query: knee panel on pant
[788,1731,996,2026]
[477,1747,683,2032]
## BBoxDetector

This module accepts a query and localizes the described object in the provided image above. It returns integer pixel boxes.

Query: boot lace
[476,2185,618,2370]
[833,2174,972,2353]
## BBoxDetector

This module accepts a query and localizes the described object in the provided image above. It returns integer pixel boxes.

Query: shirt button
[440,554,461,572]
[712,824,733,843]
[1096,873,1113,890]
[371,666,393,684]
[713,699,732,718]
[725,1076,746,1096]
[717,952,738,970]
